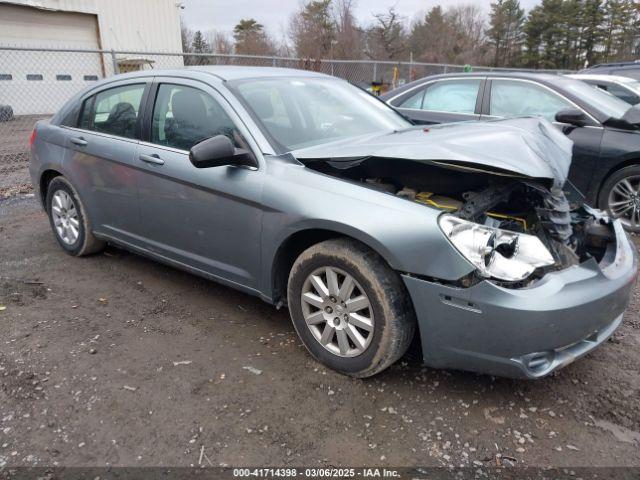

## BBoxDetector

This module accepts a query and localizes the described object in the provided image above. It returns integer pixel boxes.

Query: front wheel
[287,238,415,378]
[599,165,640,232]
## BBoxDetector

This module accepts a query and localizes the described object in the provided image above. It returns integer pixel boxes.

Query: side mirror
[555,108,588,127]
[189,135,257,169]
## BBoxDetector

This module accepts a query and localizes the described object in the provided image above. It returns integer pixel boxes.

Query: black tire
[287,238,415,378]
[0,105,14,123]
[45,176,105,256]
[598,164,640,233]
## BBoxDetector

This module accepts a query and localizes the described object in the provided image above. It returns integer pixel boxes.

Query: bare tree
[181,19,194,53]
[333,0,363,59]
[206,30,234,55]
[446,5,489,64]
[363,7,408,60]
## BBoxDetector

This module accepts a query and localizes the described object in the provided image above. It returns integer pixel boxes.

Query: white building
[0,0,185,114]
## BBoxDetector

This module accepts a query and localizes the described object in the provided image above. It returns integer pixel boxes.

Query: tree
[181,20,194,53]
[580,0,605,67]
[363,7,407,60]
[487,0,525,67]
[203,30,234,64]
[233,19,276,55]
[290,0,337,58]
[333,0,363,59]
[603,0,639,62]
[409,6,452,63]
[190,30,210,65]
[446,5,489,64]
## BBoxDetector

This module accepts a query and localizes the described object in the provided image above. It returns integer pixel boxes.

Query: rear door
[63,79,151,241]
[482,78,604,200]
[134,77,265,291]
[390,78,485,124]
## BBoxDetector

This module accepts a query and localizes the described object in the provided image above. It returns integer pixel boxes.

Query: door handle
[139,153,165,165]
[70,137,88,146]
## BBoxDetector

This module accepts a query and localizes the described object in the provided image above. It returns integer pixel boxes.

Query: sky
[180,0,542,41]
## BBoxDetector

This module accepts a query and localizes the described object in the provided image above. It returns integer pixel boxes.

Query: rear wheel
[599,165,640,232]
[287,238,415,378]
[45,176,104,256]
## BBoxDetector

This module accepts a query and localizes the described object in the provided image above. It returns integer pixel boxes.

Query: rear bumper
[403,220,638,379]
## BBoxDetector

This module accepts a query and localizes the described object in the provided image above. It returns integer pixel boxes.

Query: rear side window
[151,84,238,151]
[84,84,145,139]
[422,79,481,114]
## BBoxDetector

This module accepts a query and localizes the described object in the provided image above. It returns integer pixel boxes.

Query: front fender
[258,159,475,299]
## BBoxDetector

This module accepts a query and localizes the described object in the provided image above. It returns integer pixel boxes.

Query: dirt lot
[0,194,639,468]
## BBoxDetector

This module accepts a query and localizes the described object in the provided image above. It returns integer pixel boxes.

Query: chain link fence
[0,45,572,194]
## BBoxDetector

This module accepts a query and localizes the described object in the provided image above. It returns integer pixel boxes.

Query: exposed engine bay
[302,156,616,287]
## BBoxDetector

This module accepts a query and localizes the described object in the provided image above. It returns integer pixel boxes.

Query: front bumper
[403,220,638,379]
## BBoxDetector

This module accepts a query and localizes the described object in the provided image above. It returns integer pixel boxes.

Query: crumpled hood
[292,117,573,188]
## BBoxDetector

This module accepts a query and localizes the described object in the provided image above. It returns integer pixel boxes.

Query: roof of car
[380,71,566,100]
[111,66,331,82]
[585,61,640,69]
[566,73,638,83]
[187,65,332,80]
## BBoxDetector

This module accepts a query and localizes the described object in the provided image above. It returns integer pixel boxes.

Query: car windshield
[559,77,631,119]
[230,77,411,151]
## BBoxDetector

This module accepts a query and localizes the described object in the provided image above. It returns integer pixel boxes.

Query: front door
[135,79,265,291]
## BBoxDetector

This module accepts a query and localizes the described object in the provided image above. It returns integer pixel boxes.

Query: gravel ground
[0,194,639,468]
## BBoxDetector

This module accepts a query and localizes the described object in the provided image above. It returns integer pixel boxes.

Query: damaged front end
[292,117,637,378]
[292,117,622,288]
[435,181,615,288]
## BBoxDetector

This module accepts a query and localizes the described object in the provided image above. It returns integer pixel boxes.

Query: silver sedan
[29,67,638,378]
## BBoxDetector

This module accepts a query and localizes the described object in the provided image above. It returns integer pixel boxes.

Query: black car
[382,72,640,231]
[567,74,640,105]
[580,61,640,80]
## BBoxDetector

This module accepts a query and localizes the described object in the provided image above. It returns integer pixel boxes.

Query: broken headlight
[438,214,555,282]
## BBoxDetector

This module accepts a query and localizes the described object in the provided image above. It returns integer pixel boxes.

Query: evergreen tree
[487,0,525,67]
[233,19,275,55]
[290,0,336,58]
[581,0,605,67]
[190,30,210,65]
[409,7,451,63]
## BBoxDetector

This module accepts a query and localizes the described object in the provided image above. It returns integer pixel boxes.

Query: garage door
[0,3,100,49]
[0,4,103,114]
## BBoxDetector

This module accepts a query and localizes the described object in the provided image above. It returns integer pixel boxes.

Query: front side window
[489,80,572,121]
[87,84,145,139]
[422,79,482,114]
[151,84,239,151]
[398,89,425,109]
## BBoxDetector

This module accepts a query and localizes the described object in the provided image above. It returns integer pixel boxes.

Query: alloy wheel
[51,190,80,245]
[300,266,374,357]
[608,175,640,229]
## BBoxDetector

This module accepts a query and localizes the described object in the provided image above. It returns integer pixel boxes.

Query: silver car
[29,67,638,379]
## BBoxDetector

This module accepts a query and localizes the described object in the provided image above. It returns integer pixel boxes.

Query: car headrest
[171,89,207,125]
[107,102,135,123]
